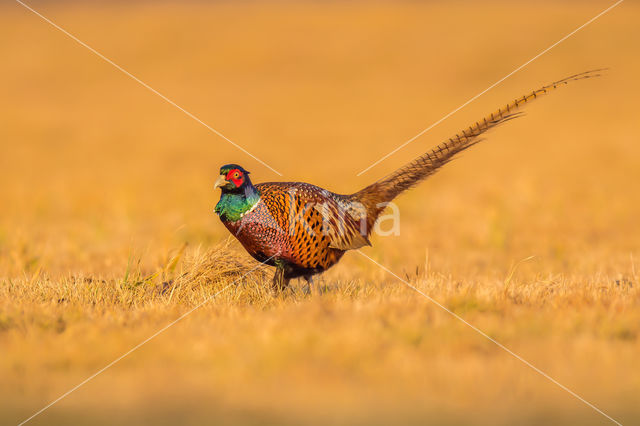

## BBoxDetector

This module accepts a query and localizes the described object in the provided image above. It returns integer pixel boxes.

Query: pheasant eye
[233,172,241,179]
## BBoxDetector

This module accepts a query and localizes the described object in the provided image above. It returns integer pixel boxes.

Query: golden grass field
[1,1,639,424]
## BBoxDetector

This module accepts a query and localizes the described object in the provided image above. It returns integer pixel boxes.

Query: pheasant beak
[214,174,229,190]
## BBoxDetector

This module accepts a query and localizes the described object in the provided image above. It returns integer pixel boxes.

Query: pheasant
[214,70,602,291]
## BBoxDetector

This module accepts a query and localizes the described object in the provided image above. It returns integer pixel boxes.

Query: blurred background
[1,1,639,425]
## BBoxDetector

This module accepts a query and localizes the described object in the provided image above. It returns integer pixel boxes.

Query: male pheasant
[214,70,602,290]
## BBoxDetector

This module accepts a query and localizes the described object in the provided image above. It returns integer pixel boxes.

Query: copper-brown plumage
[214,70,603,290]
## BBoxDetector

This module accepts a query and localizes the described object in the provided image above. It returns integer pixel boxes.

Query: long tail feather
[353,69,604,226]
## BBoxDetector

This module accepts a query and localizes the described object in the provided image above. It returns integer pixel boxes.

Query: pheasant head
[214,164,253,193]
[214,164,260,222]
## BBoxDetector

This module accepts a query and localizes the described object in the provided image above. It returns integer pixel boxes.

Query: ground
[1,1,639,425]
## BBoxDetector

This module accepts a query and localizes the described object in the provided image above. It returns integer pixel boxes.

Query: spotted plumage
[218,181,354,287]
[214,70,603,291]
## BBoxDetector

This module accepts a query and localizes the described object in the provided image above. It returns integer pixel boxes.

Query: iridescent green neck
[215,186,260,222]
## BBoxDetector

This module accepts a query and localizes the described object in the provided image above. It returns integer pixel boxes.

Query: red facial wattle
[226,169,244,187]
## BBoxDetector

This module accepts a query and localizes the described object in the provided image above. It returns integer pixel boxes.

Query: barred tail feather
[352,69,604,226]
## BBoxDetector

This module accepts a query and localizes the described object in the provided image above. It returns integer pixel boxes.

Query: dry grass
[3,248,639,425]
[1,1,640,425]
